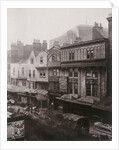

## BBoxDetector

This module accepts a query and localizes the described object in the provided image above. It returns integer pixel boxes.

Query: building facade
[60,38,109,100]
[35,50,49,90]
[47,45,63,107]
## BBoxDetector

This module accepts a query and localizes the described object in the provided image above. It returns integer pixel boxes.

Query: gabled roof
[47,45,60,53]
[33,50,40,57]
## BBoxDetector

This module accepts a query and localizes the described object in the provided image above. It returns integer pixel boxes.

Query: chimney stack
[33,39,41,51]
[42,40,47,51]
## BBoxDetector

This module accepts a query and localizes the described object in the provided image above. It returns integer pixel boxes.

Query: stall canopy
[24,88,37,94]
[34,89,48,101]
[92,97,112,112]
[7,85,26,93]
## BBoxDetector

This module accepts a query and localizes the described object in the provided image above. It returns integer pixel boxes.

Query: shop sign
[59,77,67,93]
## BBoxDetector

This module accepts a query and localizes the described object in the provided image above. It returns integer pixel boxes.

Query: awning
[34,89,48,101]
[34,89,48,96]
[24,88,37,93]
[56,96,93,106]
[7,85,26,93]
[92,97,112,112]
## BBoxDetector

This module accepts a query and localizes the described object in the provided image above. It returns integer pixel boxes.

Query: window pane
[69,83,73,94]
[69,71,73,77]
[30,58,34,64]
[86,84,91,96]
[92,84,98,96]
[86,71,91,77]
[92,71,98,78]
[74,83,78,94]
[74,71,78,77]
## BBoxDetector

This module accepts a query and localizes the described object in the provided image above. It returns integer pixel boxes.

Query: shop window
[74,71,78,77]
[30,58,34,64]
[92,84,98,96]
[74,83,78,94]
[69,71,73,77]
[86,84,91,96]
[69,83,73,94]
[86,69,98,97]
[86,82,98,96]
[54,82,59,91]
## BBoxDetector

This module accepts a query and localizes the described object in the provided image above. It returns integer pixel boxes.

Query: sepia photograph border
[0,0,119,150]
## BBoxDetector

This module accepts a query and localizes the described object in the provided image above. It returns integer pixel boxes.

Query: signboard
[59,77,68,93]
[7,120,24,140]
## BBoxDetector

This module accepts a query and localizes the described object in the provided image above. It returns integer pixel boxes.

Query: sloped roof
[49,24,108,48]
[33,50,40,57]
[92,97,112,112]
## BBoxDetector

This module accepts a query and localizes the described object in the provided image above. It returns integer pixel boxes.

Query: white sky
[7,8,112,49]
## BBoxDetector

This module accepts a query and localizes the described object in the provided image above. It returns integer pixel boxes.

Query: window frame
[85,69,98,97]
[29,70,31,77]
[33,70,35,78]
[40,56,43,64]
[30,58,34,64]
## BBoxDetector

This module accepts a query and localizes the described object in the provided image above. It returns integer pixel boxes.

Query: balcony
[61,59,106,68]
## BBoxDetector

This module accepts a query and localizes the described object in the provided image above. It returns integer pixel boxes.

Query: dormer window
[30,58,34,64]
[40,57,43,63]
[52,55,57,61]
